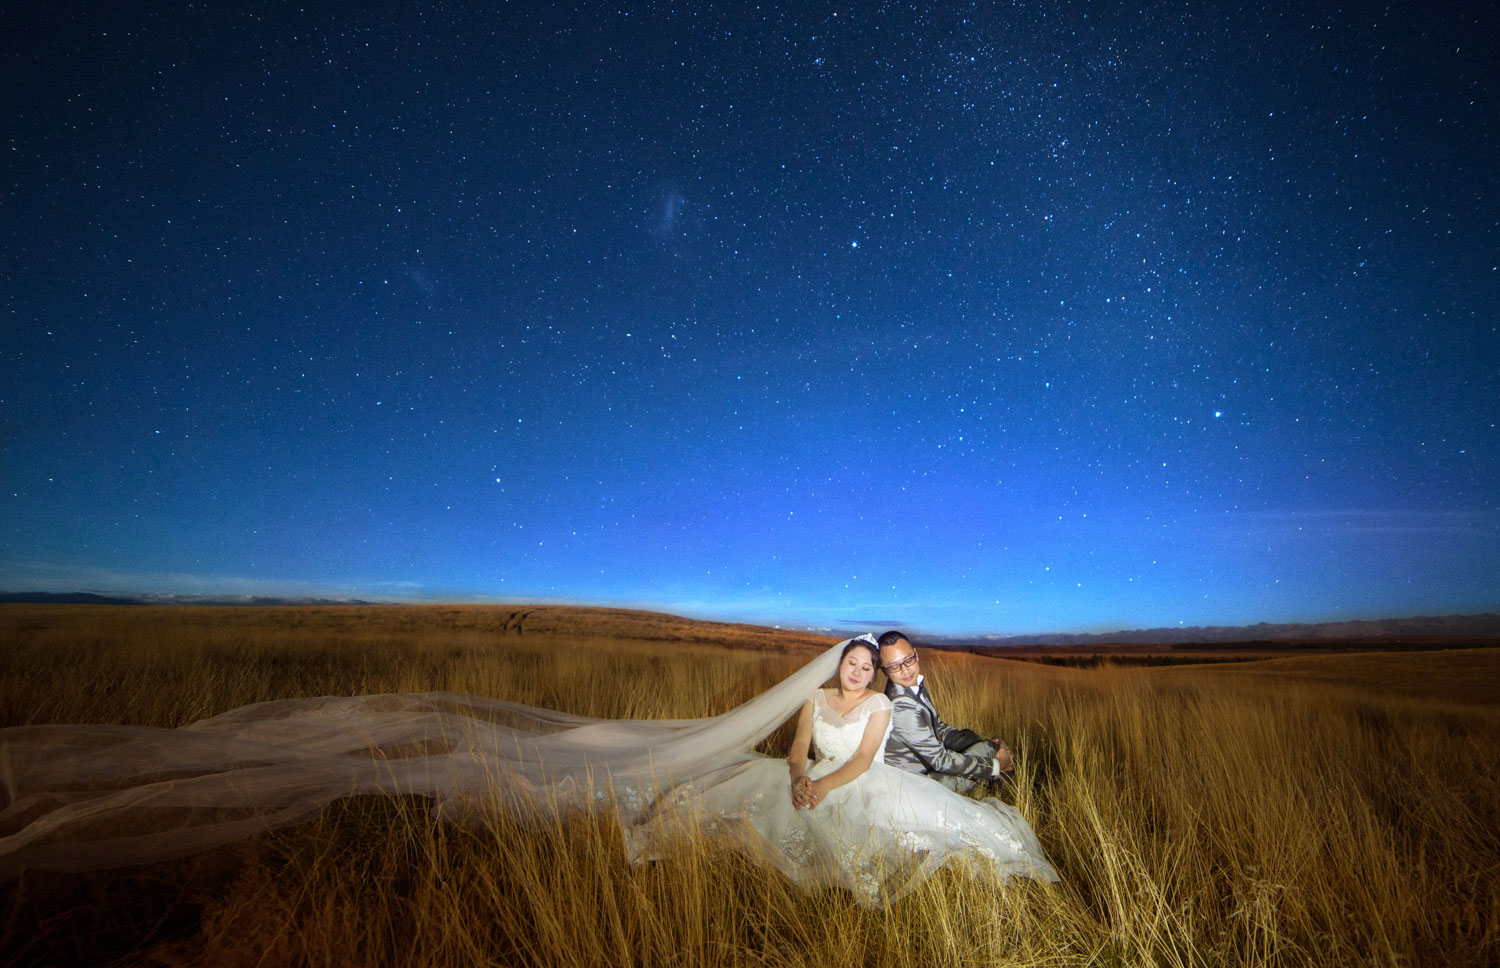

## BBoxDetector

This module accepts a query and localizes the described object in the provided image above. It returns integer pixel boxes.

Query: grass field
[2,605,1497,967]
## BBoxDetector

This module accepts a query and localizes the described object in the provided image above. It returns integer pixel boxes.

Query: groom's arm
[941,726,986,751]
[888,696,995,782]
[931,712,1009,770]
[925,698,986,752]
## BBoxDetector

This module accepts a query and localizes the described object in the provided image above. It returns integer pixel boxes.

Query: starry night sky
[4,2,1497,634]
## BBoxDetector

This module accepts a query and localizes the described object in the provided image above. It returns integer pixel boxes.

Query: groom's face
[880,639,921,688]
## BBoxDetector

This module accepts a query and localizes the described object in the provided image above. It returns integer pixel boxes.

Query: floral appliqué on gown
[625,689,1058,906]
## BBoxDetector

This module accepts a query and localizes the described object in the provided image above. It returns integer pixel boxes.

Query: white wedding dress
[623,689,1058,905]
[0,638,1057,903]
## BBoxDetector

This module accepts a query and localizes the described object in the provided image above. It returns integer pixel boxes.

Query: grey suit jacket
[882,677,993,782]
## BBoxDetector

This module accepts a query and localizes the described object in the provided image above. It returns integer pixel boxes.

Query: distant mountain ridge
[926,613,1500,646]
[0,592,376,607]
[0,591,142,606]
[2,593,1497,643]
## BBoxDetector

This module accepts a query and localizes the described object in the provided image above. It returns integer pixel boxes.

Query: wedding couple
[623,632,1058,903]
[0,632,1055,904]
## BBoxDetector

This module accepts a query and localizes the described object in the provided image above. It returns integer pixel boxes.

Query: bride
[622,636,1058,904]
[0,636,1056,903]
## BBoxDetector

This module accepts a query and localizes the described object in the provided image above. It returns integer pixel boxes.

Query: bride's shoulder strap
[868,693,893,712]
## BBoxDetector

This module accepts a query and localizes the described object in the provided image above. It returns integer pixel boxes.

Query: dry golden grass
[1168,647,1500,709]
[2,605,1498,967]
[0,604,828,728]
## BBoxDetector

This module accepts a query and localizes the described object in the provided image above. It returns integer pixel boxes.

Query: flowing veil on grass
[0,639,848,874]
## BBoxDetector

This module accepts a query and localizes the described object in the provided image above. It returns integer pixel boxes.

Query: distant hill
[0,592,374,607]
[928,613,1500,646]
[0,591,141,606]
[138,595,380,607]
[3,593,1497,644]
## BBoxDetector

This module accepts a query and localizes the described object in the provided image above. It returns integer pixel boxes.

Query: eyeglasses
[881,652,918,674]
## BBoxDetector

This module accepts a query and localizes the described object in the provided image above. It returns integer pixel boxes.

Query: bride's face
[838,646,877,693]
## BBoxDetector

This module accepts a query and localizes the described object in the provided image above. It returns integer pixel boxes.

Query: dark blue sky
[4,1,1496,634]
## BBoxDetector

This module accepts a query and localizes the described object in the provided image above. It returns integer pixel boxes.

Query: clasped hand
[992,738,1015,773]
[790,775,823,809]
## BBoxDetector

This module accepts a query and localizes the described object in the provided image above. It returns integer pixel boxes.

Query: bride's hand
[804,777,833,808]
[790,775,814,808]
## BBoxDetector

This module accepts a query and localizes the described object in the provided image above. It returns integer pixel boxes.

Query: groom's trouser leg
[932,740,1000,793]
[932,772,977,793]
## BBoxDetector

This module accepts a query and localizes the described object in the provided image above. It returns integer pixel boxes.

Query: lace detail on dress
[810,690,892,765]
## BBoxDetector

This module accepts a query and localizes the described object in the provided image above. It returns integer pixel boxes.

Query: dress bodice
[811,690,892,765]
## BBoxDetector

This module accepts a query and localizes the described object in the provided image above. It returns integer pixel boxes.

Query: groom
[878,631,1014,793]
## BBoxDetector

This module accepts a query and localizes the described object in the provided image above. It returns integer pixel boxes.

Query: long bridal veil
[0,639,850,874]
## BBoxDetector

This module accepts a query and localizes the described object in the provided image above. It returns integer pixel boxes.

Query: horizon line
[2,589,1497,641]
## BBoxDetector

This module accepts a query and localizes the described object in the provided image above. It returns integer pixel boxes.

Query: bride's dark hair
[840,638,878,670]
